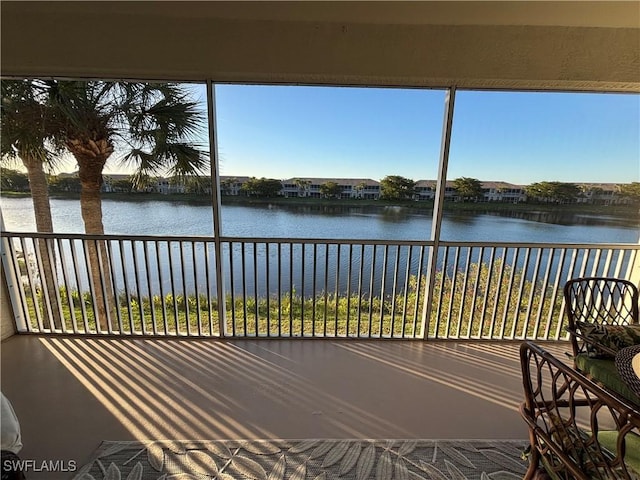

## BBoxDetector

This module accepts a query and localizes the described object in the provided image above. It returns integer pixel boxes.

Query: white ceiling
[6,1,640,28]
[2,1,638,91]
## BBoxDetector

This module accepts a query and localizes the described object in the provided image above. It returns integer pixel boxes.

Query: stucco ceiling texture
[1,1,639,91]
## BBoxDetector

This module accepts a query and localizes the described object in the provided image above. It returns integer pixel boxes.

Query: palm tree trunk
[23,155,62,330]
[77,161,115,332]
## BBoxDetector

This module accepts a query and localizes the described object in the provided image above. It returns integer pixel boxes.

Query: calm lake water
[2,197,638,296]
[1,197,638,243]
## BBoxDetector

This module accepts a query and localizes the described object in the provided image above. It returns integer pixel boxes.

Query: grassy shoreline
[26,264,564,339]
[2,190,638,217]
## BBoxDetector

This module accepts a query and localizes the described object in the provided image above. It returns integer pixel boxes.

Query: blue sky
[81,84,638,185]
[212,85,639,185]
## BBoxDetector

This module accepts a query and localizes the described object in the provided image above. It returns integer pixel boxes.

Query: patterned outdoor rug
[73,439,529,480]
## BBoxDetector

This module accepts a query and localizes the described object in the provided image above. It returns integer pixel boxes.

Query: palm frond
[1,79,59,167]
[158,143,210,177]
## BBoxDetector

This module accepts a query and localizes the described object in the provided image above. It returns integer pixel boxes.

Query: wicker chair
[563,277,640,404]
[564,277,639,358]
[520,341,640,479]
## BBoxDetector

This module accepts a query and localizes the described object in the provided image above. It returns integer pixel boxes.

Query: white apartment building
[281,178,381,199]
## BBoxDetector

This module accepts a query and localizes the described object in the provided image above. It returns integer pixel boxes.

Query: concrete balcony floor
[0,335,569,479]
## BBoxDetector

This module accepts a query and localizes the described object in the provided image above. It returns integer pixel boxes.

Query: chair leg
[523,430,543,480]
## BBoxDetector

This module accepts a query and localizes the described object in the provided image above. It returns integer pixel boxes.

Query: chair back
[563,277,639,356]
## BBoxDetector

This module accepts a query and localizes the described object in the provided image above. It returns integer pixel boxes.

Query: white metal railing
[1,231,638,340]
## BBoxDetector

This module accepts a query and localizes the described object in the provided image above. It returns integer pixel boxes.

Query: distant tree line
[3,168,639,204]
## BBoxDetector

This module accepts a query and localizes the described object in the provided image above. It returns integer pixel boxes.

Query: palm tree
[1,79,63,329]
[354,181,367,199]
[46,80,209,330]
[293,178,311,198]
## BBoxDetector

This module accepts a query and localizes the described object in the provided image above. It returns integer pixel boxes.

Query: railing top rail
[0,231,434,245]
[438,240,640,249]
[1,231,216,243]
[1,230,639,250]
[221,237,435,246]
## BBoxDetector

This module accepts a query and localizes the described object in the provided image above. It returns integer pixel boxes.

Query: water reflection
[1,197,637,244]
[464,209,639,228]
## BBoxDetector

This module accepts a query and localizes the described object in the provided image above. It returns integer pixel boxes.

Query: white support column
[0,211,26,336]
[628,238,640,289]
[207,81,227,336]
[419,87,456,339]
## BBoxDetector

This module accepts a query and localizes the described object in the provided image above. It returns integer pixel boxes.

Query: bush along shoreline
[23,260,564,340]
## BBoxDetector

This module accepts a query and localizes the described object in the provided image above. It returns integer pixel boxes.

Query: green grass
[23,260,566,339]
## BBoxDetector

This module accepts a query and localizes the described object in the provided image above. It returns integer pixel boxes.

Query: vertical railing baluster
[266,242,271,336]
[547,248,567,341]
[97,238,115,335]
[578,248,591,277]
[401,245,413,338]
[56,238,76,333]
[624,249,637,285]
[192,241,202,336]
[81,239,99,333]
[532,248,554,339]
[390,245,400,337]
[323,243,329,336]
[301,243,305,336]
[511,248,531,339]
[468,247,484,338]
[357,244,365,337]
[412,245,425,339]
[433,245,449,338]
[20,237,44,333]
[228,242,236,336]
[289,242,294,336]
[522,248,543,339]
[368,245,376,338]
[602,248,614,277]
[157,241,169,335]
[44,237,65,331]
[31,238,55,333]
[500,248,518,339]
[118,239,135,335]
[132,240,146,334]
[612,249,624,278]
[253,242,259,336]
[591,248,603,276]
[346,244,353,337]
[478,247,496,338]
[378,245,388,337]
[334,243,341,337]
[204,241,213,336]
[167,241,180,335]
[457,246,472,338]
[106,239,123,334]
[444,246,459,338]
[242,242,248,336]
[143,240,157,335]
[118,239,133,334]
[566,248,579,280]
[312,243,318,337]
[180,242,191,335]
[277,242,282,337]
[69,239,89,333]
[488,247,506,339]
[7,237,32,331]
